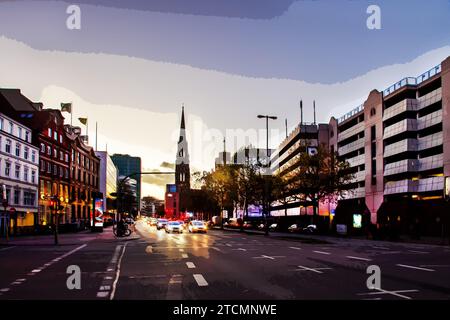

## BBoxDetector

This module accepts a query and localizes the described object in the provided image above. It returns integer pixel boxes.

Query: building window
[60,166,64,178]
[47,146,51,156]
[65,168,69,179]
[18,127,22,139]
[25,131,30,142]
[5,139,11,153]
[47,162,51,173]
[60,151,64,161]
[9,121,13,134]
[54,131,58,141]
[15,164,21,179]
[59,135,63,144]
[40,160,45,171]
[65,153,69,163]
[31,170,36,184]
[40,143,45,153]
[5,162,11,176]
[24,147,29,160]
[24,191,36,206]
[0,117,3,130]
[31,150,36,163]
[53,148,57,158]
[14,189,20,205]
[24,167,29,182]
[53,164,57,175]
[48,127,52,137]
[15,143,21,157]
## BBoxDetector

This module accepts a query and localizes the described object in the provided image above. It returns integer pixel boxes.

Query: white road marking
[31,269,42,273]
[210,247,222,252]
[396,264,435,272]
[226,244,232,247]
[232,248,247,251]
[186,262,196,269]
[0,288,10,292]
[289,247,302,250]
[252,255,285,260]
[181,253,188,259]
[96,291,109,298]
[0,246,16,252]
[408,250,429,254]
[372,246,390,250]
[358,288,418,300]
[346,256,371,261]
[294,265,332,274]
[100,285,111,291]
[420,264,450,268]
[110,243,128,300]
[193,274,208,287]
[313,251,331,255]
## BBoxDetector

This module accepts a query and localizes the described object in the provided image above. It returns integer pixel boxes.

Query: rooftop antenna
[285,118,288,138]
[313,100,316,125]
[300,100,303,126]
[223,136,227,165]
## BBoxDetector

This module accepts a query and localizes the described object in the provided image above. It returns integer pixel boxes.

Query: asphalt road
[1,220,450,300]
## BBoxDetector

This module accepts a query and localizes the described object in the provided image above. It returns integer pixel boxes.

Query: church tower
[175,105,190,193]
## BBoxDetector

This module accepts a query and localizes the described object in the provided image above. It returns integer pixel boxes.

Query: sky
[0,0,449,199]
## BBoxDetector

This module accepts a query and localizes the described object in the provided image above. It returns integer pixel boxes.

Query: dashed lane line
[346,256,371,262]
[109,243,128,300]
[396,264,435,272]
[181,253,189,259]
[186,262,196,269]
[193,274,208,287]
[313,251,331,255]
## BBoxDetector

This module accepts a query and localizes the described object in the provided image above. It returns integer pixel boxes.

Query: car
[303,224,317,234]
[149,218,158,226]
[288,224,301,233]
[165,221,183,233]
[156,218,169,230]
[243,221,253,229]
[188,220,207,233]
[177,220,187,230]
[269,223,278,231]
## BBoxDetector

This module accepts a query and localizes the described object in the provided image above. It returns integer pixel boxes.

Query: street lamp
[257,115,277,236]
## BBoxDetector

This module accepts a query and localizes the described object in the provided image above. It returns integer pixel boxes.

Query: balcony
[338,121,365,142]
[384,159,418,176]
[349,170,366,183]
[342,187,365,200]
[418,87,442,110]
[384,179,418,195]
[338,138,365,156]
[417,176,444,193]
[346,154,365,168]
[417,109,442,131]
[418,132,443,151]
[383,119,417,140]
[383,99,417,122]
[418,154,443,172]
[384,139,417,158]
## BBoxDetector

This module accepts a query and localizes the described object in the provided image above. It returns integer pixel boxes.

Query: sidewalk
[217,227,450,247]
[0,226,139,246]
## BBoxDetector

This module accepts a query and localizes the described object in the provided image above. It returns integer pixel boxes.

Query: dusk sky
[1,0,449,198]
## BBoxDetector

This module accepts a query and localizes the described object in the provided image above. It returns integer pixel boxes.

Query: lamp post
[257,115,277,236]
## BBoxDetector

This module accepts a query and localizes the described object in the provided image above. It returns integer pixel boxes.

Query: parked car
[288,224,301,233]
[303,224,317,234]
[269,223,278,231]
[188,220,207,233]
[165,221,183,233]
[243,221,253,229]
[156,218,169,230]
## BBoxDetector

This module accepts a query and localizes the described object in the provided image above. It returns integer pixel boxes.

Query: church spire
[180,103,186,129]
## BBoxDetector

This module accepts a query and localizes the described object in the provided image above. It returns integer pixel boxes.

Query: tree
[284,145,354,223]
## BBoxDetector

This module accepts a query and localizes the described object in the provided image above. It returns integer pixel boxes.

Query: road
[1,220,450,300]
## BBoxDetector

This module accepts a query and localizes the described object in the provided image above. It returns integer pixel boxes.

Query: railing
[418,132,443,151]
[384,179,418,195]
[384,159,418,176]
[338,121,365,142]
[383,64,441,97]
[417,176,444,193]
[384,139,417,158]
[418,87,442,110]
[417,109,442,131]
[337,104,364,124]
[418,154,443,172]
[383,119,417,139]
[341,187,366,200]
[338,138,365,156]
[383,99,417,122]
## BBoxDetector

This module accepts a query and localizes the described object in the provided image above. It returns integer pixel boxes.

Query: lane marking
[181,253,188,259]
[186,262,196,269]
[313,251,331,255]
[293,265,332,274]
[408,250,429,254]
[210,247,222,252]
[232,248,247,251]
[346,256,371,262]
[252,255,285,260]
[193,274,208,287]
[0,246,16,252]
[289,247,302,250]
[110,243,128,300]
[0,288,10,292]
[396,264,435,272]
[372,246,390,250]
[358,288,418,300]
